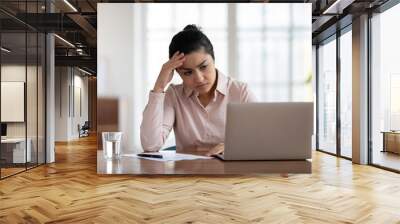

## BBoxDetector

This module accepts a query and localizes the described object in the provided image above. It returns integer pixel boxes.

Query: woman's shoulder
[230,77,247,87]
[223,74,256,102]
[226,76,249,92]
[217,71,247,91]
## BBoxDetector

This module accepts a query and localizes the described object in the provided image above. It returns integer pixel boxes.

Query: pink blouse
[140,70,257,153]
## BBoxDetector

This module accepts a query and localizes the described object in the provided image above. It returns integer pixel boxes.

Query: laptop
[215,102,313,161]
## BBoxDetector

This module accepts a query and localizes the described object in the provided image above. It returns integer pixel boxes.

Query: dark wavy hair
[169,24,215,60]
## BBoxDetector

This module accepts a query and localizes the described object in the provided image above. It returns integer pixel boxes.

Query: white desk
[1,138,31,163]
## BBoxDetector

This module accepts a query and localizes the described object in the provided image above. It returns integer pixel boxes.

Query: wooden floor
[1,136,400,223]
[1,167,26,178]
[1,163,45,178]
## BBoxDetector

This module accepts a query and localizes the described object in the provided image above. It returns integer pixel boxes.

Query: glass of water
[102,132,123,159]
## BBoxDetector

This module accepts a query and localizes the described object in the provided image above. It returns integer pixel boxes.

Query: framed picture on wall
[1,81,25,122]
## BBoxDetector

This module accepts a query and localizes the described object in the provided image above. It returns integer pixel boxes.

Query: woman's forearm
[140,90,175,152]
[140,92,167,152]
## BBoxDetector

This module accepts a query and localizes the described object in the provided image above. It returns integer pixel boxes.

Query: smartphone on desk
[136,153,163,159]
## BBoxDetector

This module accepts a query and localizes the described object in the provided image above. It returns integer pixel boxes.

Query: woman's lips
[196,83,208,88]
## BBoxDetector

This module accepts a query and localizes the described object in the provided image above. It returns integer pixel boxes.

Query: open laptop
[215,102,313,161]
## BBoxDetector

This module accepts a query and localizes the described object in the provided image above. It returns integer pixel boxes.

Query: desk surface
[97,151,312,175]
[1,138,26,143]
[381,131,400,134]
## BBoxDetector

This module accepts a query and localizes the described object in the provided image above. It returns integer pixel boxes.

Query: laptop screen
[1,123,7,137]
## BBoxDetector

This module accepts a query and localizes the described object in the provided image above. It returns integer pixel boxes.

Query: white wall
[55,67,69,141]
[72,73,89,138]
[55,67,89,141]
[98,4,138,153]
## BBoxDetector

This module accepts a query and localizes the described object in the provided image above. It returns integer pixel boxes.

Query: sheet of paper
[122,151,212,162]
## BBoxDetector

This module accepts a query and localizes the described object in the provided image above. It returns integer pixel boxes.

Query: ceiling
[0,0,392,75]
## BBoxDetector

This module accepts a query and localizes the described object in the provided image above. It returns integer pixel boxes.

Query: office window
[317,37,337,154]
[390,75,400,130]
[340,29,352,158]
[237,4,312,102]
[371,3,400,171]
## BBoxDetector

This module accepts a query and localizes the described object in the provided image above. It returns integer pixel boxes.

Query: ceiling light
[63,0,78,12]
[322,0,355,15]
[323,0,341,14]
[1,47,11,53]
[54,34,75,48]
[78,67,92,76]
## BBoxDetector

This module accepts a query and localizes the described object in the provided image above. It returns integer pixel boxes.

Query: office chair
[79,121,90,138]
[162,146,176,151]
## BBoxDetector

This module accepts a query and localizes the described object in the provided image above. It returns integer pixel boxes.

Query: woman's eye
[200,65,207,70]
[184,71,192,76]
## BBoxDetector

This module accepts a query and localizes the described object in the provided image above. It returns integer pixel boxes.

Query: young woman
[140,24,256,156]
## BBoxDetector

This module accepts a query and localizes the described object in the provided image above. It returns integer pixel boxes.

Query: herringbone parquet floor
[1,135,400,223]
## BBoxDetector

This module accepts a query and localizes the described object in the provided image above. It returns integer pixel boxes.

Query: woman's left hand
[205,143,224,157]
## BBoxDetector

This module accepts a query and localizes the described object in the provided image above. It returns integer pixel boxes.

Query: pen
[137,153,163,159]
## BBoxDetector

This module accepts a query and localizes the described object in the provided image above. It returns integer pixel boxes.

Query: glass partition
[1,30,28,177]
[317,36,337,155]
[38,32,45,165]
[27,30,38,169]
[0,1,46,179]
[339,29,352,158]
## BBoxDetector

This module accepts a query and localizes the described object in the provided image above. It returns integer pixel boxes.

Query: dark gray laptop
[216,102,313,161]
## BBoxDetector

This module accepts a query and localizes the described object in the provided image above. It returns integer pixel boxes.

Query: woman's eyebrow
[180,59,207,70]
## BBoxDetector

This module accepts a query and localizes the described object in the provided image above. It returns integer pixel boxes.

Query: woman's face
[176,49,216,95]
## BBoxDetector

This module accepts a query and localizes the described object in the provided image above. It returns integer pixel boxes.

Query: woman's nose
[193,71,204,83]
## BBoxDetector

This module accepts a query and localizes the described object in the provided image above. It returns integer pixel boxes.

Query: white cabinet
[1,138,32,163]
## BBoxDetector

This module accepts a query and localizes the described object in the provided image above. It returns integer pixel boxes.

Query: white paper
[122,151,212,162]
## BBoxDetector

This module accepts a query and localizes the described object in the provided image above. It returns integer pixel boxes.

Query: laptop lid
[223,102,313,160]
